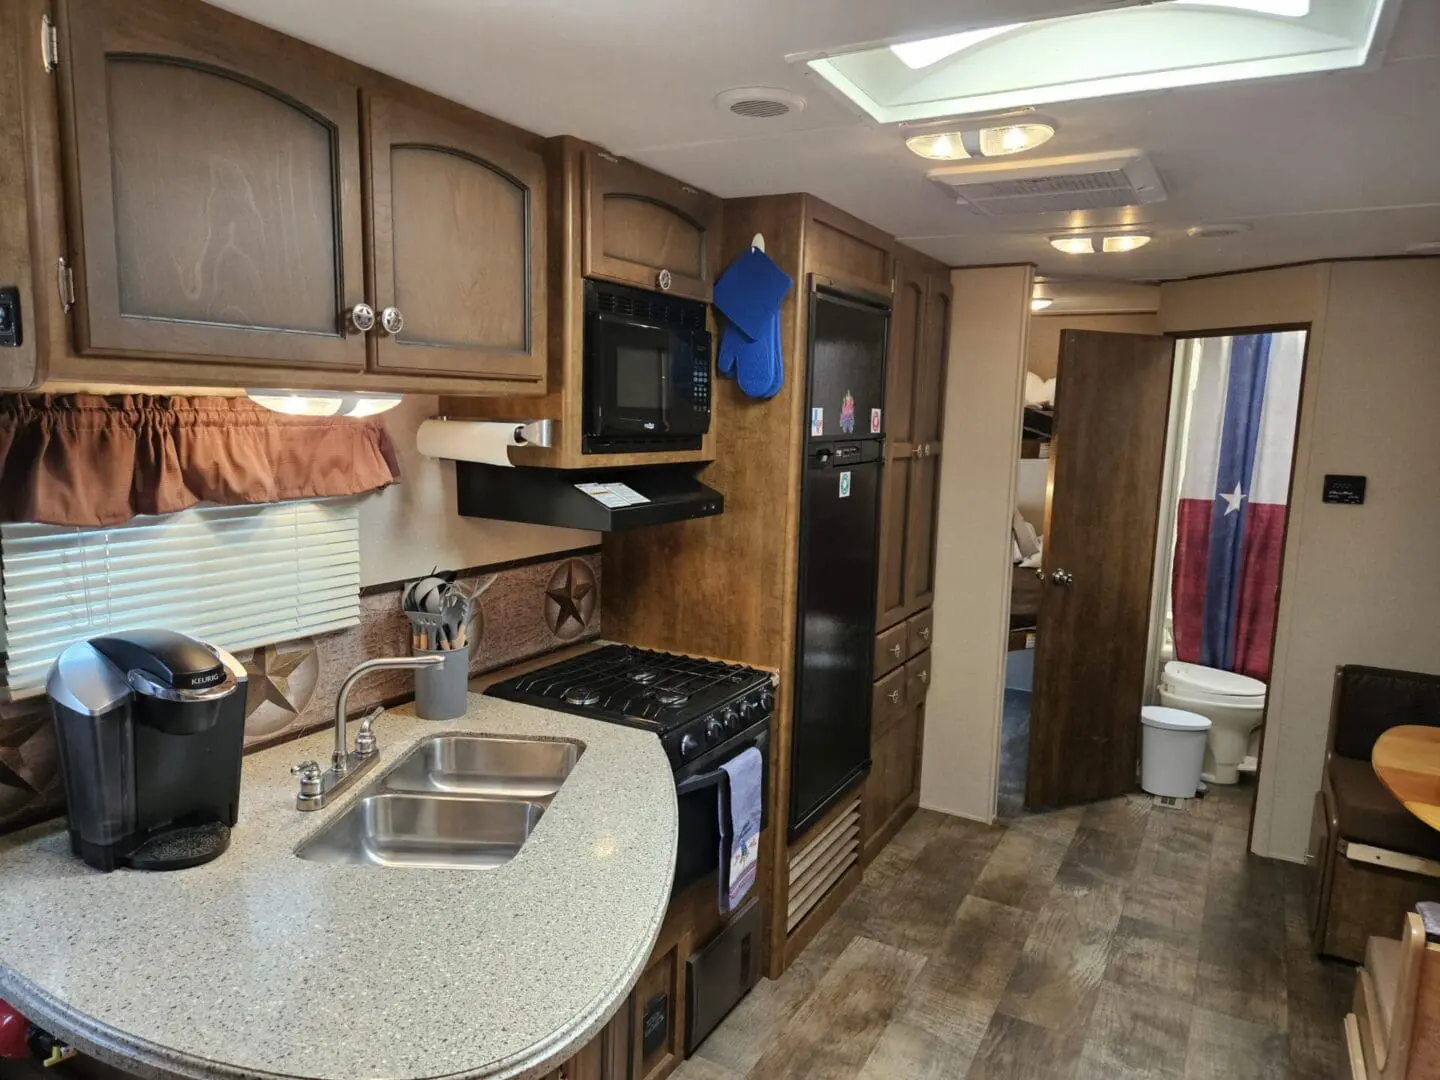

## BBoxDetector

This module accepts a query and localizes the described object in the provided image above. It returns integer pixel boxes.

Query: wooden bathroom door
[1026,330,1176,808]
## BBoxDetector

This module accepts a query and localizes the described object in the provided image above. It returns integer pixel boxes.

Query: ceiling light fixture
[906,121,1054,161]
[246,390,404,418]
[890,24,1021,69]
[1031,297,1054,312]
[1049,232,1152,255]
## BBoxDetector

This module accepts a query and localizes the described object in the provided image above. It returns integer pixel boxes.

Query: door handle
[1049,568,1074,586]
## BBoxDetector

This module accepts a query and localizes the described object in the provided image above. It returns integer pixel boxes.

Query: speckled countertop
[0,695,678,1080]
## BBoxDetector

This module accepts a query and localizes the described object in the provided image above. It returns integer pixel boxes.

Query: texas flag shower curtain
[1171,331,1306,682]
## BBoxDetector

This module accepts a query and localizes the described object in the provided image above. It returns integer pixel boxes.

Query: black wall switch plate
[0,286,21,348]
[1323,474,1366,505]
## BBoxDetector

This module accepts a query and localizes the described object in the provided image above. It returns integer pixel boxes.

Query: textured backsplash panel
[0,551,600,835]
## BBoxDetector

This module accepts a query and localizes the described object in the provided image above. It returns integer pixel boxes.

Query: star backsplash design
[544,560,597,640]
[243,641,320,738]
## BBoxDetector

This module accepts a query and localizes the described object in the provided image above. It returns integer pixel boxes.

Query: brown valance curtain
[0,394,401,527]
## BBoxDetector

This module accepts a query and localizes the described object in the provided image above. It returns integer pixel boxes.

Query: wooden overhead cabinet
[366,93,547,382]
[0,0,549,393]
[58,0,369,370]
[581,150,722,302]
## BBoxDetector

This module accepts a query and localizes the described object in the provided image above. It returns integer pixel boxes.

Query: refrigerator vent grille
[596,288,706,330]
[786,797,861,933]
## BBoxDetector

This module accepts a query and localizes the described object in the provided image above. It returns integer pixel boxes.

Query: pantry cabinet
[58,0,369,369]
[581,150,722,302]
[875,247,950,628]
[366,92,546,382]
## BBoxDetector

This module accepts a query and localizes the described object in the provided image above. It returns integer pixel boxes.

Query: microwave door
[595,315,671,436]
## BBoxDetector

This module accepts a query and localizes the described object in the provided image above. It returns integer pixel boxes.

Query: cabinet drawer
[874,623,907,676]
[872,667,906,734]
[906,652,931,707]
[906,610,934,658]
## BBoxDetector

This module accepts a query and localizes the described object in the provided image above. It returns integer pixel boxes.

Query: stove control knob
[679,733,702,761]
[705,717,725,745]
[759,689,774,713]
[721,707,740,732]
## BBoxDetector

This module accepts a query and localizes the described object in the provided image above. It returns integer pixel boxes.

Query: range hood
[454,462,723,532]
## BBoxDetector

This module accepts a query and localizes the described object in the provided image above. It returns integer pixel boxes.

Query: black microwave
[583,280,712,455]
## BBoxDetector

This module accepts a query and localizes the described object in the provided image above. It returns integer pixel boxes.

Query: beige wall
[922,265,1033,821]
[1162,259,1440,862]
[1026,312,1163,379]
[356,396,597,587]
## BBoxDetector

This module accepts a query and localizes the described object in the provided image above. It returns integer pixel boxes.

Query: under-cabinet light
[246,390,404,418]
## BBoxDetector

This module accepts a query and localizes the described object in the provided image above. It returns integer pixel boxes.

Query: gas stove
[486,644,773,769]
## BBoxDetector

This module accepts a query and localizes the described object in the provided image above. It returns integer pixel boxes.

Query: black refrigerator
[789,283,891,840]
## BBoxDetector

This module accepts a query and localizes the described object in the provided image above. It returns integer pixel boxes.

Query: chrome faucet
[292,655,444,811]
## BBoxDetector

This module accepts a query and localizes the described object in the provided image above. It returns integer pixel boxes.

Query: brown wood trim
[807,272,893,309]
[862,799,918,866]
[1169,321,1313,340]
[357,545,602,595]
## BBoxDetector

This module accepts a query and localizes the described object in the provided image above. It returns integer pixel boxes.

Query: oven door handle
[675,731,768,797]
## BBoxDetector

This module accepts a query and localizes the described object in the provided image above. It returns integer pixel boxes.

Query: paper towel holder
[431,417,555,449]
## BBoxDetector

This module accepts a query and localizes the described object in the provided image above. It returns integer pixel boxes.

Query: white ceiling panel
[208,0,1440,281]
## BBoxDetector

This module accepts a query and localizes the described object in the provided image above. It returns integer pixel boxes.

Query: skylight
[802,0,1391,125]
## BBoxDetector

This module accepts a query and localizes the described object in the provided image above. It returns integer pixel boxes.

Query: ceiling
[207,0,1440,282]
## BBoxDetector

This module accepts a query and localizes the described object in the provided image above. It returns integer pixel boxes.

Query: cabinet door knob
[919,669,929,684]
[890,643,902,657]
[344,303,375,334]
[1050,568,1075,586]
[920,626,931,641]
[888,689,901,704]
[379,306,404,336]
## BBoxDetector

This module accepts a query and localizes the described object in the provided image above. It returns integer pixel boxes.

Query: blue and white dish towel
[718,746,763,912]
[713,247,792,400]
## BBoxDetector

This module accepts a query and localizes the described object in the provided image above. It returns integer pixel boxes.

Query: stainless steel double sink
[296,735,584,871]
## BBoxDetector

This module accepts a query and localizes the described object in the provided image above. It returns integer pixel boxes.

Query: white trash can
[1140,706,1211,798]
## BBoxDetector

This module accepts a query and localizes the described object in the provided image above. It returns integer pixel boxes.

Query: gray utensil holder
[414,647,469,721]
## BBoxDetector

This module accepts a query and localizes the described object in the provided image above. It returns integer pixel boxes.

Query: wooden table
[1374,725,1440,831]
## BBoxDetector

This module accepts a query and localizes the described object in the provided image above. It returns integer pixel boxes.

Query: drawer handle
[919,627,931,641]
[890,643,903,658]
[919,670,929,685]
[888,689,901,704]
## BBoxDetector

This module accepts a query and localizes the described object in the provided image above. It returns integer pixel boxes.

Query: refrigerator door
[807,286,890,442]
[789,441,883,838]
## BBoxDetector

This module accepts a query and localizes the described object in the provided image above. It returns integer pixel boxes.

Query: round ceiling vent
[1186,223,1252,239]
[715,87,807,119]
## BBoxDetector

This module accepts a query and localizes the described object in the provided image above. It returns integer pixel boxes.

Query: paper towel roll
[416,419,524,467]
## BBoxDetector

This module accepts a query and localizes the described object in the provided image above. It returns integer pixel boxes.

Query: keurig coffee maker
[46,629,247,872]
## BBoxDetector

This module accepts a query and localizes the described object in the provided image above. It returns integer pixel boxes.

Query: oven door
[585,311,679,438]
[672,726,770,896]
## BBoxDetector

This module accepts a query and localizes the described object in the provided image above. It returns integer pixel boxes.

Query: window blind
[0,501,361,697]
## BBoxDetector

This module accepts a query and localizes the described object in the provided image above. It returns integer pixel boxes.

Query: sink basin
[296,793,545,869]
[379,735,584,802]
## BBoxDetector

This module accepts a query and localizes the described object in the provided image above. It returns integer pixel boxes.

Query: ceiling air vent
[715,86,807,119]
[928,150,1166,216]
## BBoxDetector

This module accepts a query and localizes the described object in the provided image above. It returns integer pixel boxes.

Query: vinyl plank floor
[685,779,1352,1080]
[745,936,926,1080]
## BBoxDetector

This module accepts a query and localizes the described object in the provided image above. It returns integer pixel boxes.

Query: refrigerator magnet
[839,390,856,434]
[811,407,824,436]
[870,408,882,434]
[839,471,852,498]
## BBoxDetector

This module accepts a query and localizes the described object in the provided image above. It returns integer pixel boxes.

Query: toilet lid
[1162,661,1266,698]
[1141,705,1212,731]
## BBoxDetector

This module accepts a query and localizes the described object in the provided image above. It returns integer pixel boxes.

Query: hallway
[675,788,1351,1079]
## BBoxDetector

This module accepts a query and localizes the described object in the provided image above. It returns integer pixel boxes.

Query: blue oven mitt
[714,247,792,343]
[723,313,784,399]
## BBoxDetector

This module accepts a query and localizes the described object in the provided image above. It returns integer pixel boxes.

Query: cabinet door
[863,705,921,856]
[582,151,720,301]
[367,94,546,382]
[59,0,367,369]
[874,260,925,629]
[902,273,951,613]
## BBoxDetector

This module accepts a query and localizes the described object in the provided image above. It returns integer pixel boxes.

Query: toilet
[1157,660,1267,784]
